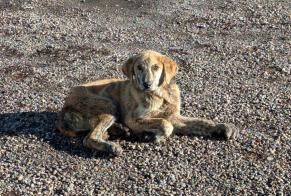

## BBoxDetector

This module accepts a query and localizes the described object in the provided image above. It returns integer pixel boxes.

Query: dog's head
[122,50,178,92]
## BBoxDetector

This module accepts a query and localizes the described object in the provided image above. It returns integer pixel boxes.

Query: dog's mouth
[133,75,158,92]
[143,86,159,93]
[143,88,154,92]
[136,83,156,92]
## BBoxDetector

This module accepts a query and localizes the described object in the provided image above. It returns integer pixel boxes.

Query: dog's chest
[134,95,164,118]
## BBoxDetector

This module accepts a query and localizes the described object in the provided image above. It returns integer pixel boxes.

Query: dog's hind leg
[170,115,239,140]
[83,114,123,155]
[57,109,90,137]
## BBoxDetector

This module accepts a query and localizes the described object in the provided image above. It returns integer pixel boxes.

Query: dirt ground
[0,0,290,195]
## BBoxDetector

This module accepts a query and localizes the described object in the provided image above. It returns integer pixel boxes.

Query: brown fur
[57,50,239,155]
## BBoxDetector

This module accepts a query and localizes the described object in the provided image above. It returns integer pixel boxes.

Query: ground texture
[0,0,290,195]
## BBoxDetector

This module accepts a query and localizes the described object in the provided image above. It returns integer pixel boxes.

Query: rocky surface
[0,0,290,195]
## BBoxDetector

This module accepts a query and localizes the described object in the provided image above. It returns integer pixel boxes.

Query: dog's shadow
[0,111,115,159]
[0,111,158,159]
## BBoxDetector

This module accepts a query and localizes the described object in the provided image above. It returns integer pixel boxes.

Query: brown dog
[57,50,239,155]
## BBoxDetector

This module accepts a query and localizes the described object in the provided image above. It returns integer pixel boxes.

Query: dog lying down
[57,50,239,155]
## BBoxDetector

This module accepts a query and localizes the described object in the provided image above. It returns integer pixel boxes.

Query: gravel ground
[0,0,290,195]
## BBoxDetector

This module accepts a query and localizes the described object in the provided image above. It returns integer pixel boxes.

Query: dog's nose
[143,82,152,89]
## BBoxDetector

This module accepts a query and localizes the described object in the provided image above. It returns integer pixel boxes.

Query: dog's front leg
[83,114,123,155]
[125,118,174,143]
[170,115,239,140]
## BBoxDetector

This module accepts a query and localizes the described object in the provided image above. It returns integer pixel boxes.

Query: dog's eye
[152,64,159,71]
[137,65,143,71]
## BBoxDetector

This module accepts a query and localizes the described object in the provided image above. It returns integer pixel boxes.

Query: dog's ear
[122,55,136,78]
[160,55,178,84]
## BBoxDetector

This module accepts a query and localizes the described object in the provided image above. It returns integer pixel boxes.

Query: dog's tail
[171,115,239,139]
[171,115,217,137]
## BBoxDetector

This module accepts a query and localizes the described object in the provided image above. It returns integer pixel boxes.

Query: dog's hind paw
[83,138,123,156]
[153,135,166,144]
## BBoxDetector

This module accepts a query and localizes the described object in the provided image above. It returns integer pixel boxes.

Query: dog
[57,50,239,155]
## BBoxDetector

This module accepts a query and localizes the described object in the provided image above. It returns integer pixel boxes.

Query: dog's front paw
[214,123,239,140]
